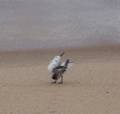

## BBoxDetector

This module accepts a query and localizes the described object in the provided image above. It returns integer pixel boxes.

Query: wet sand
[0,47,120,114]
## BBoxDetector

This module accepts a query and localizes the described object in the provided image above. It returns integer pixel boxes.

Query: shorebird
[51,59,71,84]
[48,52,73,84]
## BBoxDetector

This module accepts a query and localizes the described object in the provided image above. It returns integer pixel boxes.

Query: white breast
[48,56,61,73]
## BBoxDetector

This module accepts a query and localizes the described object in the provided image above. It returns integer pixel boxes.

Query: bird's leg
[58,74,63,84]
[51,80,57,84]
[51,73,58,84]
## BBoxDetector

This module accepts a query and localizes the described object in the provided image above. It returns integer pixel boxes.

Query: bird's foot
[58,81,63,84]
[51,81,57,84]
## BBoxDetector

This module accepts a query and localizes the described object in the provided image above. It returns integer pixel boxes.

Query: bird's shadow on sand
[0,81,82,88]
[47,81,82,87]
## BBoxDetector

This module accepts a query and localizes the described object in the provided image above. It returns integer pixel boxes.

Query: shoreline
[0,44,120,68]
[0,44,120,53]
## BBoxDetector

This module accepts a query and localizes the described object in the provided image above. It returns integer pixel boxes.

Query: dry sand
[0,47,120,114]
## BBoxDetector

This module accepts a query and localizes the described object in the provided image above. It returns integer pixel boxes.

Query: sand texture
[0,48,120,114]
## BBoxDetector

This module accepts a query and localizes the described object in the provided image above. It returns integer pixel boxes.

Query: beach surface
[0,47,120,114]
[0,0,120,113]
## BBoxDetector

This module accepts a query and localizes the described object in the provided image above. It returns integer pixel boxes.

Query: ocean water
[0,0,120,51]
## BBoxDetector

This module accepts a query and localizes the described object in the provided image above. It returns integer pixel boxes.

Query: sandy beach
[0,47,120,114]
[0,0,120,113]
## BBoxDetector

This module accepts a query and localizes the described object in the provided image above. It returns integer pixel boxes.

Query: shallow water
[0,0,120,51]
